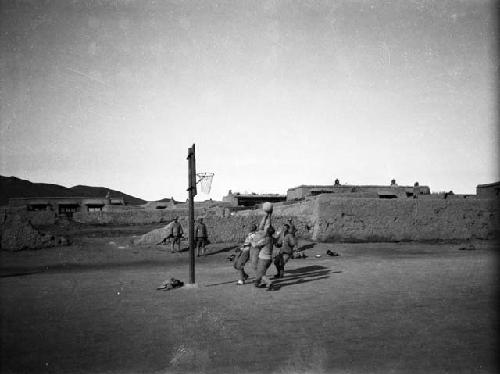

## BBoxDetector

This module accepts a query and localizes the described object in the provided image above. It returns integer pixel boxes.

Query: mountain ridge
[0,176,147,206]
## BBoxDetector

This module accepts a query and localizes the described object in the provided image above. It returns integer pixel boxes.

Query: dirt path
[0,239,498,373]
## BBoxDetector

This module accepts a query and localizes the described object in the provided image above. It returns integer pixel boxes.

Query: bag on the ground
[157,277,184,290]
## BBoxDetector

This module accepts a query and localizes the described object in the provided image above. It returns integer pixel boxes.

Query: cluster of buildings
[221,179,499,207]
[7,180,499,217]
[222,179,432,207]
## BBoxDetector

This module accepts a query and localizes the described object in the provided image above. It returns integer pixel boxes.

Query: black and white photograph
[0,0,498,373]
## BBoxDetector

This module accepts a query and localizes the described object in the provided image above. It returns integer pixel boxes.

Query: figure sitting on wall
[444,191,454,199]
[413,182,420,199]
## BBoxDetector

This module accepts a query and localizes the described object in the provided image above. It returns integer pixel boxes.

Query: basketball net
[197,172,214,194]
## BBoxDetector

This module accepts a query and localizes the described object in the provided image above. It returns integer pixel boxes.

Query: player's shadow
[272,265,335,289]
[298,243,316,251]
[169,245,239,256]
[204,265,339,288]
[0,271,43,278]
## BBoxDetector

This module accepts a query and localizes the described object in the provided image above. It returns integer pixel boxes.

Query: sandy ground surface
[0,231,498,374]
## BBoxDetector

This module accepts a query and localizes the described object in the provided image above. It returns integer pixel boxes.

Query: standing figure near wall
[194,217,209,257]
[169,216,184,253]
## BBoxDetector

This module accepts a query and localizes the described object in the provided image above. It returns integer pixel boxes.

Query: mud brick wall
[312,196,498,242]
[134,220,188,245]
[201,216,313,243]
[133,215,314,246]
[0,207,57,226]
[27,210,57,225]
[232,199,316,219]
[0,214,68,251]
[133,217,257,246]
[185,196,498,243]
[73,208,205,225]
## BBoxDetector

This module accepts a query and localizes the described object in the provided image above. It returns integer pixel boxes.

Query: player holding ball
[254,202,279,291]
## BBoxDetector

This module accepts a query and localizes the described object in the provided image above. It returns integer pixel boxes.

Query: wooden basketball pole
[187,144,196,285]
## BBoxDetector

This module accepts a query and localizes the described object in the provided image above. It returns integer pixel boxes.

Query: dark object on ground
[254,281,266,288]
[327,250,339,256]
[458,244,476,251]
[157,278,184,291]
[266,284,280,291]
[227,254,236,262]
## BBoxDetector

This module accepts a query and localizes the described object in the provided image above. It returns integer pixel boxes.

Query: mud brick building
[8,196,125,217]
[222,191,287,207]
[476,181,500,199]
[287,179,431,201]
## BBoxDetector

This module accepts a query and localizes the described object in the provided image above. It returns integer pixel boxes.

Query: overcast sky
[1,0,498,201]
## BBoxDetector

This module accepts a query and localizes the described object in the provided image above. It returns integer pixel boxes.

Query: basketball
[263,202,273,213]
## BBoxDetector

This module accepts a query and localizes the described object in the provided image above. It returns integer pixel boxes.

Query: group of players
[234,212,298,291]
[164,208,300,291]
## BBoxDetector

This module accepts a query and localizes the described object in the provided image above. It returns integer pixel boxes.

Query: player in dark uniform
[194,217,208,256]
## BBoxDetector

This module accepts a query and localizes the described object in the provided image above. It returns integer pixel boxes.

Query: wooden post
[187,144,196,284]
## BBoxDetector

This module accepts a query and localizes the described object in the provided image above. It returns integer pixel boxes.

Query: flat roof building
[8,196,125,217]
[287,180,430,201]
[222,191,287,207]
[476,181,500,199]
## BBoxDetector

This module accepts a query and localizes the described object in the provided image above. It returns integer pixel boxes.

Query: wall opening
[87,204,104,212]
[28,204,49,211]
[58,204,79,217]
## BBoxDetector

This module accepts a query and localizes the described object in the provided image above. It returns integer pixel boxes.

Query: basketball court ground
[0,238,498,373]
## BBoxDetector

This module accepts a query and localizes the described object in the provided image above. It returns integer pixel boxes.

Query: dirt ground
[0,229,498,374]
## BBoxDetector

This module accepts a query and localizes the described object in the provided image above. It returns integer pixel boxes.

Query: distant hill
[0,176,147,206]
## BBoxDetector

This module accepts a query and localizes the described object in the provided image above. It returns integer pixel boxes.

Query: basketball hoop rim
[196,172,214,183]
[196,172,214,194]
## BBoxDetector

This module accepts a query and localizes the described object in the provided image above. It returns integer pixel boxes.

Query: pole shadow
[206,245,240,256]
